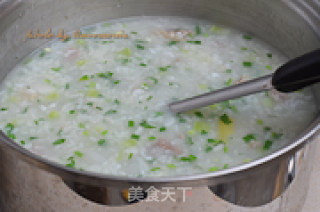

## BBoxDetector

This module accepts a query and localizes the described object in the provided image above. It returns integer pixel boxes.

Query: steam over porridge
[0,17,317,177]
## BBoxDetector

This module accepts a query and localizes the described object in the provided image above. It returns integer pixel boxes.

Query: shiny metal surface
[0,0,320,208]
[169,75,272,113]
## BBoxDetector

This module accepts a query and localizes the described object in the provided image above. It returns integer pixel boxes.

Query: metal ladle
[169,49,320,113]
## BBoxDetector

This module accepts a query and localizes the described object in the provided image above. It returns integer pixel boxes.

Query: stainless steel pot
[0,0,320,210]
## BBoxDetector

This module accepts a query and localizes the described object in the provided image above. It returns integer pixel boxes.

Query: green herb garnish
[169,41,179,46]
[128,153,133,159]
[220,114,232,125]
[96,72,113,79]
[180,155,197,162]
[53,138,66,145]
[243,134,256,143]
[51,67,62,72]
[150,167,161,171]
[148,136,156,140]
[263,140,273,150]
[159,127,166,132]
[98,139,106,146]
[79,75,90,81]
[136,44,145,50]
[74,151,83,157]
[243,61,253,67]
[195,25,202,35]
[186,137,194,145]
[208,166,219,172]
[139,120,156,128]
[207,139,224,146]
[194,111,204,118]
[128,120,135,127]
[105,109,117,115]
[187,40,201,45]
[272,132,283,139]
[131,134,140,140]
[243,35,252,40]
[159,65,171,72]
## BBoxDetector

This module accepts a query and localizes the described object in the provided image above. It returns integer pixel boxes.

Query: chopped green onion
[147,76,158,84]
[101,130,108,135]
[140,63,147,67]
[272,132,283,139]
[187,40,201,45]
[131,134,140,140]
[201,130,208,135]
[263,140,273,150]
[155,112,163,117]
[256,119,264,125]
[243,35,252,40]
[205,145,213,152]
[105,109,117,115]
[29,136,38,140]
[128,153,133,159]
[74,151,83,157]
[207,139,224,146]
[243,61,253,67]
[128,120,135,127]
[186,137,194,145]
[220,114,232,125]
[53,138,66,145]
[264,126,272,131]
[150,167,161,172]
[180,154,197,162]
[195,25,202,35]
[69,110,76,114]
[136,44,145,50]
[65,83,70,89]
[148,136,156,141]
[139,120,156,128]
[98,139,106,146]
[167,164,176,168]
[159,127,166,132]
[114,99,120,105]
[146,96,153,101]
[243,134,256,143]
[96,72,113,79]
[208,166,219,172]
[225,78,232,86]
[159,65,171,72]
[39,50,46,58]
[79,75,90,81]
[66,156,75,168]
[266,65,272,70]
[224,145,228,153]
[20,140,26,145]
[225,69,232,73]
[169,41,179,46]
[267,53,272,58]
[194,111,204,118]
[51,67,62,72]
[223,164,229,169]
[176,113,186,123]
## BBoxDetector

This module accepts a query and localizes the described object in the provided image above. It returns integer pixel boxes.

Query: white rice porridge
[0,17,317,177]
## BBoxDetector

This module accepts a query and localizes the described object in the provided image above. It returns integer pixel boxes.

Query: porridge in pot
[0,17,317,177]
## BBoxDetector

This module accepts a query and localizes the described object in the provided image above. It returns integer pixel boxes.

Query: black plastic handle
[272,49,320,92]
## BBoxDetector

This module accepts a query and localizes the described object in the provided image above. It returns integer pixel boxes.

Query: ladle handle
[272,49,320,92]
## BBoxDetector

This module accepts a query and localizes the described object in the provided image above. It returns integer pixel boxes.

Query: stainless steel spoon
[169,49,320,113]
